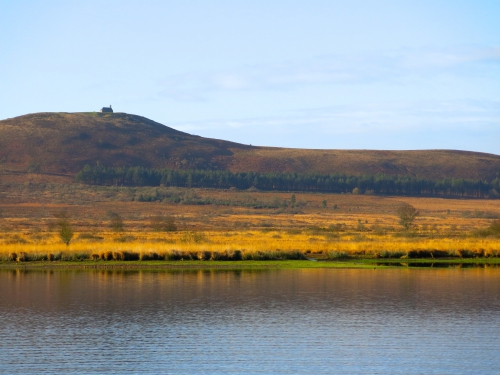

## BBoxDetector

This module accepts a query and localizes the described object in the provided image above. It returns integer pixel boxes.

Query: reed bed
[1,230,499,262]
[325,238,500,259]
[0,247,306,262]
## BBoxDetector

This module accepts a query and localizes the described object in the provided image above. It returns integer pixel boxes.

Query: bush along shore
[3,246,500,264]
[2,249,307,263]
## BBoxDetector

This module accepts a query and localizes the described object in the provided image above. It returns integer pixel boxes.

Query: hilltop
[0,112,248,175]
[1,112,499,182]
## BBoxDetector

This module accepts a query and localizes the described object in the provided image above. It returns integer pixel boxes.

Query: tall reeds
[1,229,499,262]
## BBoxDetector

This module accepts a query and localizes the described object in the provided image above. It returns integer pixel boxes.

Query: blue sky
[1,0,499,153]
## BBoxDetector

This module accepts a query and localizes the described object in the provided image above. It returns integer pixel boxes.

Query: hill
[1,112,499,182]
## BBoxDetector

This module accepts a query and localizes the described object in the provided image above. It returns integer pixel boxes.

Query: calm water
[1,268,500,374]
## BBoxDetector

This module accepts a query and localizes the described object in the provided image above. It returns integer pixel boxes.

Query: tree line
[75,164,500,198]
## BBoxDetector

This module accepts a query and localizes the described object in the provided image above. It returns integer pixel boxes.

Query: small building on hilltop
[101,105,113,113]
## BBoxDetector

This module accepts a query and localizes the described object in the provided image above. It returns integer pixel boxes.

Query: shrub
[473,219,500,238]
[397,203,419,230]
[326,251,350,259]
[53,211,74,246]
[377,250,407,258]
[150,215,177,232]
[124,251,139,261]
[165,250,182,261]
[407,250,432,258]
[197,251,212,261]
[112,251,124,261]
[231,250,243,260]
[458,249,475,258]
[107,211,124,232]
[284,250,307,260]
[489,220,500,234]
[17,252,28,262]
[100,251,113,260]
[140,252,159,261]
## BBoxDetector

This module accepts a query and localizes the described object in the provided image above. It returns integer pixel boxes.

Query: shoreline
[2,258,500,270]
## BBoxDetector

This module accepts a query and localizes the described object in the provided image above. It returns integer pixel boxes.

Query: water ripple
[1,269,499,374]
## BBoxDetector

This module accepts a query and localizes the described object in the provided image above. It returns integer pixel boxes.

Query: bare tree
[55,211,73,246]
[107,211,124,232]
[397,203,419,230]
[150,215,177,232]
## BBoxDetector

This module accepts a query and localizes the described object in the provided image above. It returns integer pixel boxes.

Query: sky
[1,0,499,153]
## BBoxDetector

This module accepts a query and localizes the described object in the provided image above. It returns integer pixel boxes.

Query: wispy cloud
[399,46,500,69]
[154,46,499,153]
[157,46,500,101]
[171,99,500,151]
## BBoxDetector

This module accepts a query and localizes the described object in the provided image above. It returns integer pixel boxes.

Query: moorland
[0,112,499,267]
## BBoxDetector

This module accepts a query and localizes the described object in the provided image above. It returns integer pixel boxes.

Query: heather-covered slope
[0,112,249,174]
[1,112,499,181]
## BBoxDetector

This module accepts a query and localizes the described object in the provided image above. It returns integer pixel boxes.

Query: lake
[1,268,499,374]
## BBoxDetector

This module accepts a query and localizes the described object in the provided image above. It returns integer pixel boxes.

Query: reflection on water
[1,268,500,374]
[375,262,500,268]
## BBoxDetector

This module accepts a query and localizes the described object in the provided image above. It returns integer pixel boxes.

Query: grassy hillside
[1,112,499,181]
[0,112,250,175]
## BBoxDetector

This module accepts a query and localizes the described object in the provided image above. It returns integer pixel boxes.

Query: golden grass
[1,230,499,261]
[1,184,499,261]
